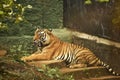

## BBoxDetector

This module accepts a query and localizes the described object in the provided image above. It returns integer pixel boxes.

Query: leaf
[97,0,109,2]
[112,18,120,24]
[27,5,32,9]
[37,68,44,72]
[84,0,92,4]
[0,11,4,15]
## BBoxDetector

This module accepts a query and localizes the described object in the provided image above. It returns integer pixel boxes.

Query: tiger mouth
[38,41,42,47]
[34,41,43,47]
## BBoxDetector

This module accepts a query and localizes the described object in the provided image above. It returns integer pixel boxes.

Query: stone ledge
[72,35,120,74]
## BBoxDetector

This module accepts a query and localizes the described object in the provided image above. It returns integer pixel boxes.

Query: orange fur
[21,29,63,61]
[21,28,119,75]
[21,29,100,67]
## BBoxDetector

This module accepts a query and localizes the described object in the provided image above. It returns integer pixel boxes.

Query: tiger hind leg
[69,64,87,69]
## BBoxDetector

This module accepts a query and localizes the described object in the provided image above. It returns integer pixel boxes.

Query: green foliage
[0,0,63,36]
[85,0,92,4]
[0,22,8,35]
[85,0,109,4]
[96,0,109,2]
[0,0,31,24]
[0,0,32,35]
[37,65,74,80]
[0,36,35,56]
[24,0,63,28]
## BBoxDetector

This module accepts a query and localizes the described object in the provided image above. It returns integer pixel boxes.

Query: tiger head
[33,28,53,47]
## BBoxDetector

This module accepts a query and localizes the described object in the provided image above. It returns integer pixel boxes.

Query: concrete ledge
[72,31,120,48]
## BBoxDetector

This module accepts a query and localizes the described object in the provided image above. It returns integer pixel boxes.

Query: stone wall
[63,0,120,42]
[72,34,120,74]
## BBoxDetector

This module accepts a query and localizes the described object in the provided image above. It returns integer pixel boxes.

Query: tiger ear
[35,26,41,30]
[48,29,52,32]
[36,27,39,30]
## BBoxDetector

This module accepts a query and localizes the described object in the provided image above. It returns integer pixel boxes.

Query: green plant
[0,0,32,26]
[37,65,74,80]
[85,0,110,4]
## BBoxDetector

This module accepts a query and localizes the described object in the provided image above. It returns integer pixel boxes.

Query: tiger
[21,28,119,76]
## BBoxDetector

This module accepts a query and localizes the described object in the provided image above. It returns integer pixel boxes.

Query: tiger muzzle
[33,40,43,47]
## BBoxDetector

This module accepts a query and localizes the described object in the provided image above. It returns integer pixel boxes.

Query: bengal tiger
[21,28,119,76]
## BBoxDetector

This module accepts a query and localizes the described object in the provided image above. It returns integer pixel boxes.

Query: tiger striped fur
[21,28,119,76]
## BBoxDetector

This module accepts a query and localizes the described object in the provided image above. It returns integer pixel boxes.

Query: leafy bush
[0,0,32,27]
[37,65,74,80]
[0,0,63,36]
[0,0,32,36]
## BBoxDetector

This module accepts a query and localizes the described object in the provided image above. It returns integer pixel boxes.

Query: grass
[52,28,72,42]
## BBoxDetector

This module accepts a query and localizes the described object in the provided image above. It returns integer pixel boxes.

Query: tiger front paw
[69,65,75,69]
[21,56,28,62]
